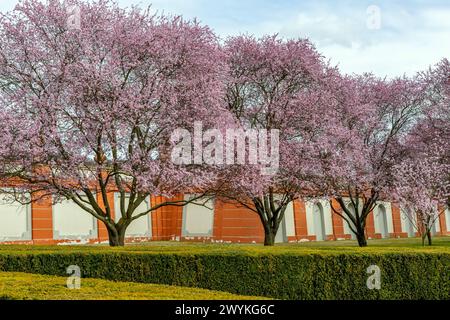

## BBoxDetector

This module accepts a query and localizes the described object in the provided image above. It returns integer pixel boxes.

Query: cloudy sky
[1,0,449,78]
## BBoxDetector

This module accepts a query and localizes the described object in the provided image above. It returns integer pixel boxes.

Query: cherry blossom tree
[416,59,450,206]
[0,0,227,246]
[315,73,427,247]
[393,155,448,246]
[216,35,337,246]
[393,59,450,246]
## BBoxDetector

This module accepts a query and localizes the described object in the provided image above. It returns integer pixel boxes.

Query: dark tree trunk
[356,230,368,247]
[253,194,289,247]
[106,224,127,247]
[263,228,276,246]
[426,230,432,246]
[334,196,375,248]
[355,223,368,247]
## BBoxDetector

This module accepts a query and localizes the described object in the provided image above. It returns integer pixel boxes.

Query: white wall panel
[305,199,333,237]
[322,201,333,236]
[284,201,296,237]
[274,197,295,242]
[400,208,416,237]
[446,209,450,232]
[0,196,31,241]
[434,214,440,232]
[114,194,152,237]
[182,195,214,236]
[374,202,394,236]
[305,201,315,236]
[53,199,97,239]
[341,198,358,239]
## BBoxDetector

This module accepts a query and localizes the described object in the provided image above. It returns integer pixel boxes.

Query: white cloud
[1,0,448,78]
[117,0,203,16]
[234,3,450,78]
[421,8,450,29]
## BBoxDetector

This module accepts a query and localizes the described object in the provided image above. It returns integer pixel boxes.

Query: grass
[0,272,269,300]
[0,236,448,256]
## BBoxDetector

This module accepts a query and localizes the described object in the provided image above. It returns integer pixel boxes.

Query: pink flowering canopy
[220,34,338,202]
[304,69,433,246]
[394,154,449,228]
[393,59,450,228]
[0,0,232,245]
[212,34,346,245]
[0,0,228,198]
[316,73,428,199]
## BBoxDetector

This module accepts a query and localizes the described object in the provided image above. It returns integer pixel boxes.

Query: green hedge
[0,249,448,300]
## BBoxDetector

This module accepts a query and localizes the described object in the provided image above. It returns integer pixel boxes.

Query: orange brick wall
[31,193,53,244]
[438,206,449,236]
[330,199,351,240]
[292,200,316,241]
[96,192,115,242]
[212,200,264,243]
[366,211,379,239]
[151,195,183,241]
[293,200,308,239]
[391,203,408,238]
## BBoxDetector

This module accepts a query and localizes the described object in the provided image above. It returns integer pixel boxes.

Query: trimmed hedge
[0,248,448,300]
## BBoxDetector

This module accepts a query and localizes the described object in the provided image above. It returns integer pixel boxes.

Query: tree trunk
[106,225,126,247]
[350,218,368,247]
[252,194,290,246]
[334,196,375,248]
[356,229,368,247]
[263,228,276,246]
[426,230,432,246]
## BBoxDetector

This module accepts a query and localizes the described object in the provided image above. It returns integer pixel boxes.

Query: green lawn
[0,236,448,255]
[280,236,450,250]
[0,272,269,300]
